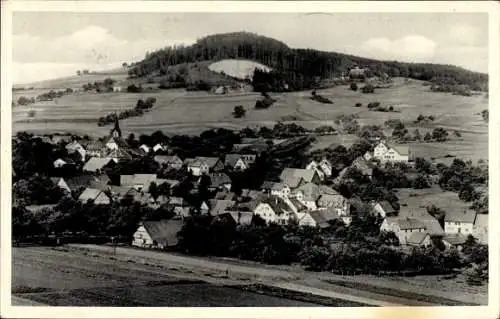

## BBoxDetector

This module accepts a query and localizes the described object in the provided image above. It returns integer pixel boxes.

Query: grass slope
[12,78,488,162]
[208,59,272,80]
[14,67,130,90]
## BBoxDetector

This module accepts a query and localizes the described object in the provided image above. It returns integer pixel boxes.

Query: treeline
[16,88,74,106]
[129,31,488,92]
[97,97,157,126]
[177,214,485,277]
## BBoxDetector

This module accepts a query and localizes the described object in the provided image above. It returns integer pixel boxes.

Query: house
[285,197,308,215]
[239,189,260,200]
[371,200,396,218]
[473,214,488,244]
[216,211,253,226]
[298,211,330,228]
[224,154,252,171]
[174,206,191,218]
[380,217,427,245]
[53,158,69,168]
[113,85,122,92]
[85,140,107,158]
[66,141,86,161]
[120,174,159,192]
[442,234,468,251]
[208,199,236,216]
[215,189,237,200]
[214,86,229,95]
[185,157,223,176]
[65,174,111,193]
[261,181,277,193]
[270,183,292,198]
[200,201,210,215]
[364,151,374,161]
[51,135,73,144]
[25,204,57,215]
[50,177,72,194]
[153,143,165,153]
[373,141,411,163]
[317,192,350,216]
[348,66,367,80]
[444,210,477,236]
[132,219,184,249]
[105,136,129,151]
[83,157,117,173]
[318,158,333,177]
[139,144,151,154]
[305,161,325,180]
[280,168,321,186]
[397,207,445,237]
[291,183,339,211]
[78,188,111,205]
[154,155,183,170]
[169,196,184,207]
[202,172,232,191]
[406,232,432,247]
[253,196,295,225]
[351,157,375,177]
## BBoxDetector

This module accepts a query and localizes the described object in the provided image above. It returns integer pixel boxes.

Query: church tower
[109,113,122,138]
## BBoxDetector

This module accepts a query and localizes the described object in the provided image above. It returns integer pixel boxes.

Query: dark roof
[309,211,330,228]
[142,219,184,247]
[262,196,292,215]
[377,200,396,214]
[65,174,110,191]
[445,210,477,223]
[25,204,57,214]
[280,168,317,186]
[407,232,430,245]
[207,173,231,188]
[209,199,236,215]
[224,154,244,167]
[443,234,468,246]
[261,181,276,190]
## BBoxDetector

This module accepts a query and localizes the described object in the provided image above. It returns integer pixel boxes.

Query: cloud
[360,35,437,62]
[13,25,195,65]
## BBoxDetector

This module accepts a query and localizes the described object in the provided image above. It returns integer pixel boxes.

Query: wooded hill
[129,31,488,92]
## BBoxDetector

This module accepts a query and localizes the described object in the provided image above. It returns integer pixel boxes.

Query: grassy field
[396,187,473,212]
[208,59,272,79]
[12,247,324,306]
[13,67,130,90]
[12,77,488,161]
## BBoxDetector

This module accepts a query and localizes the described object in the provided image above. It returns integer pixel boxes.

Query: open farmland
[12,78,488,161]
[13,67,130,90]
[208,59,272,79]
[12,247,325,306]
[396,187,473,212]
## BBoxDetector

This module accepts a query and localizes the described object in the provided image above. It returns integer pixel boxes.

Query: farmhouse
[442,234,468,251]
[298,211,330,228]
[202,172,232,191]
[78,188,111,205]
[139,144,151,153]
[84,140,107,158]
[132,219,184,250]
[50,177,72,194]
[120,173,159,192]
[381,217,427,245]
[406,232,432,247]
[291,183,338,211]
[153,155,183,170]
[252,196,295,225]
[153,144,166,153]
[348,66,368,81]
[83,157,117,173]
[65,174,111,193]
[185,157,223,176]
[208,199,236,216]
[224,154,254,171]
[215,211,253,226]
[65,141,86,161]
[444,210,477,236]
[371,200,397,218]
[373,141,411,163]
[112,85,123,92]
[280,168,321,187]
[270,183,292,198]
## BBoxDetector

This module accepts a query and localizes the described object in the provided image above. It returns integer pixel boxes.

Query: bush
[354,102,362,108]
[127,84,143,93]
[233,105,246,118]
[367,102,380,109]
[350,83,358,91]
[362,84,375,93]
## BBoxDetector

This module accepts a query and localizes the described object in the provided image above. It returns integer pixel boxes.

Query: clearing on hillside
[208,59,272,80]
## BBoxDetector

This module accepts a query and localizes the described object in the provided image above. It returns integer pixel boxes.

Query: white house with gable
[373,141,410,163]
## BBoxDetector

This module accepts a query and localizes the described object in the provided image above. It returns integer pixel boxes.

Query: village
[13,107,488,266]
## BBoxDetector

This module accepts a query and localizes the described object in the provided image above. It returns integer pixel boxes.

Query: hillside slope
[130,31,488,92]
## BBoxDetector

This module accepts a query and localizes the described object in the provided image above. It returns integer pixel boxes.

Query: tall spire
[110,112,122,138]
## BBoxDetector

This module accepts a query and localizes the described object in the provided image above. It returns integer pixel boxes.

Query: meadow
[12,78,488,162]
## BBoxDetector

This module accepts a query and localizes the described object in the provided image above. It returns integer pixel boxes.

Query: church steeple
[110,113,122,138]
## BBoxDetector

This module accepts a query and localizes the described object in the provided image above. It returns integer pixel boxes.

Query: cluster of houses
[30,119,487,251]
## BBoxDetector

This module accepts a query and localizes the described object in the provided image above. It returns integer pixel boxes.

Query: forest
[128,31,488,92]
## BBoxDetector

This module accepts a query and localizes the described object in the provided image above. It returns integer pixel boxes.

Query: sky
[12,12,489,84]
